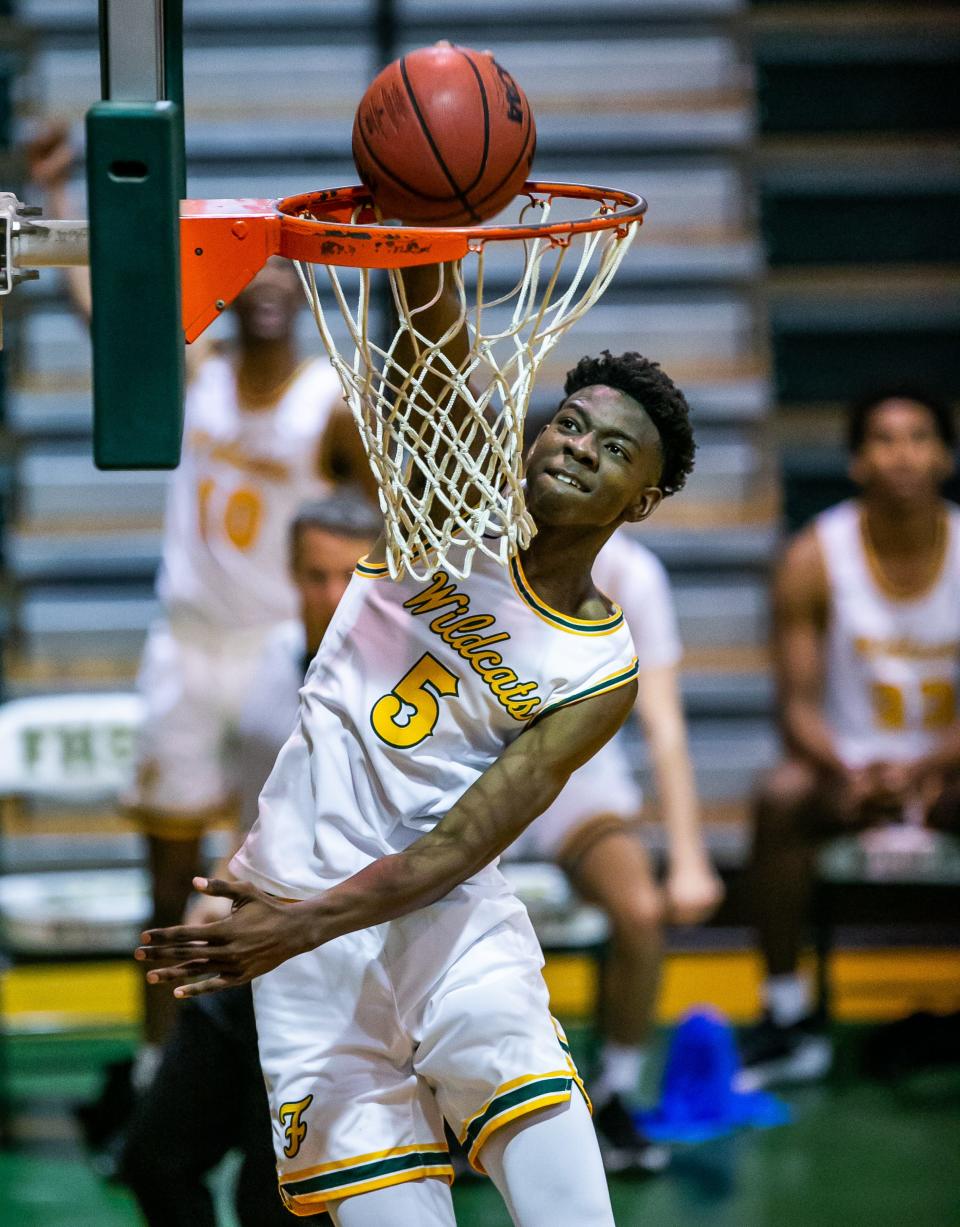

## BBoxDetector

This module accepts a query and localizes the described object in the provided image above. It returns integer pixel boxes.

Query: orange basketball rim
[179,180,647,343]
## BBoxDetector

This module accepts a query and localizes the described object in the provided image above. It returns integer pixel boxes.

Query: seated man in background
[741,386,960,1088]
[508,526,723,1174]
[122,494,380,1227]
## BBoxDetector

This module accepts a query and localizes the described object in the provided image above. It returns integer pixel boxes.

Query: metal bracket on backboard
[0,191,88,346]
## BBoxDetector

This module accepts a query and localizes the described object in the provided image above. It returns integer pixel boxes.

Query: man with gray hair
[122,492,381,1227]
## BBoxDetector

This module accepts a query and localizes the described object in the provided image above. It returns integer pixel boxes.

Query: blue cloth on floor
[635,1009,791,1143]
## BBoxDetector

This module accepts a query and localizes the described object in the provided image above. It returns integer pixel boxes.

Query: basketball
[352,43,536,226]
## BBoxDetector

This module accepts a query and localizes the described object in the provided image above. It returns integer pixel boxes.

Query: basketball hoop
[0,177,644,576]
[283,181,646,580]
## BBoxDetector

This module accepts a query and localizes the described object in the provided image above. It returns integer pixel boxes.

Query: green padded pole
[86,100,185,469]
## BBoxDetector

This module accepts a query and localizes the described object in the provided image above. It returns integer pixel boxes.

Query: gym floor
[2,1022,959,1227]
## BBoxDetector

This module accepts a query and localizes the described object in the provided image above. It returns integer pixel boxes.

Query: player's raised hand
[135,876,315,997]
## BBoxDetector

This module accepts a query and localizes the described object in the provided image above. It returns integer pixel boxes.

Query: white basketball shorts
[126,616,274,828]
[508,735,642,863]
[252,871,588,1217]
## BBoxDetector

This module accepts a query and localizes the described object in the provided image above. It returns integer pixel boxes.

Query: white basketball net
[295,193,640,580]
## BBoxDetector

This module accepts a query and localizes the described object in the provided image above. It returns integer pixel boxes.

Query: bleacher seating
[2,0,777,853]
[753,0,960,431]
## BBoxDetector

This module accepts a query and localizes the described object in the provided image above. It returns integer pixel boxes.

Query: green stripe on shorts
[463,1075,572,1153]
[283,1149,449,1199]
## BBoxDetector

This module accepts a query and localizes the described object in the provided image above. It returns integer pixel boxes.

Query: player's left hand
[665,856,724,925]
[135,876,314,998]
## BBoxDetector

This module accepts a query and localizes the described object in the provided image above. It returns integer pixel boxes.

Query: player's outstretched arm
[135,680,636,996]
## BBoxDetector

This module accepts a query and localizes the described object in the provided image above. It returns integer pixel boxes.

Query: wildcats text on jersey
[403,571,543,721]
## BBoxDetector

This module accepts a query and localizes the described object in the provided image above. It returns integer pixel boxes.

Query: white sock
[591,1041,647,1107]
[482,1093,614,1227]
[764,973,812,1028]
[131,1044,162,1094]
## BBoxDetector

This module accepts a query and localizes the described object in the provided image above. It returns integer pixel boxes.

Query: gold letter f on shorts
[279,1094,314,1158]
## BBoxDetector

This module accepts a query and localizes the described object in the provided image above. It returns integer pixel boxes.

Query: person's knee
[753,761,820,842]
[607,887,665,946]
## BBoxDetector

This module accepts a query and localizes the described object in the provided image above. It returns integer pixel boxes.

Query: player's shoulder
[811,496,858,536]
[279,358,345,431]
[287,356,342,403]
[780,520,823,568]
[186,348,233,396]
[775,521,829,608]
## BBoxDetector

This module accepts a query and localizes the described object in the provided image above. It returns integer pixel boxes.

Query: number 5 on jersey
[371,653,460,748]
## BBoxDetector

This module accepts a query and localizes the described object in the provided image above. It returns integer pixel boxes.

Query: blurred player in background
[122,495,379,1227]
[741,387,960,1088]
[508,526,722,1173]
[28,126,376,1134]
[128,253,374,1071]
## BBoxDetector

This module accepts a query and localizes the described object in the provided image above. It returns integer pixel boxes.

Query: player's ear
[622,486,663,524]
[848,452,866,487]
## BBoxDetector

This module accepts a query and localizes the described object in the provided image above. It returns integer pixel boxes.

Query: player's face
[850,399,954,505]
[292,527,374,643]
[233,258,302,342]
[524,385,664,528]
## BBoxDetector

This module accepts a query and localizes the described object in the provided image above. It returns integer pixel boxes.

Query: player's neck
[860,492,945,556]
[234,338,301,410]
[519,524,611,615]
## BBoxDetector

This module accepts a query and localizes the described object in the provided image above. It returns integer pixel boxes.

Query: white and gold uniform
[232,550,638,1214]
[509,531,682,862]
[818,499,960,768]
[129,355,343,823]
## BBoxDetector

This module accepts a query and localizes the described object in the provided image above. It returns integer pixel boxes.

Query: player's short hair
[562,350,696,496]
[290,490,381,559]
[848,384,957,453]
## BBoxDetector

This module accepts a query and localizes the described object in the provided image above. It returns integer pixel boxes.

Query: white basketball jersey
[592,532,682,671]
[157,355,344,628]
[233,550,638,896]
[819,499,960,768]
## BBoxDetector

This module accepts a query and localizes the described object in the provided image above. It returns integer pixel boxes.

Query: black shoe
[735,1014,832,1091]
[592,1093,670,1176]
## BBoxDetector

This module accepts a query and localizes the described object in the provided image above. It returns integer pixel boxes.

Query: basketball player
[740,387,960,1088]
[508,526,722,1173]
[137,260,696,1226]
[122,495,379,1227]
